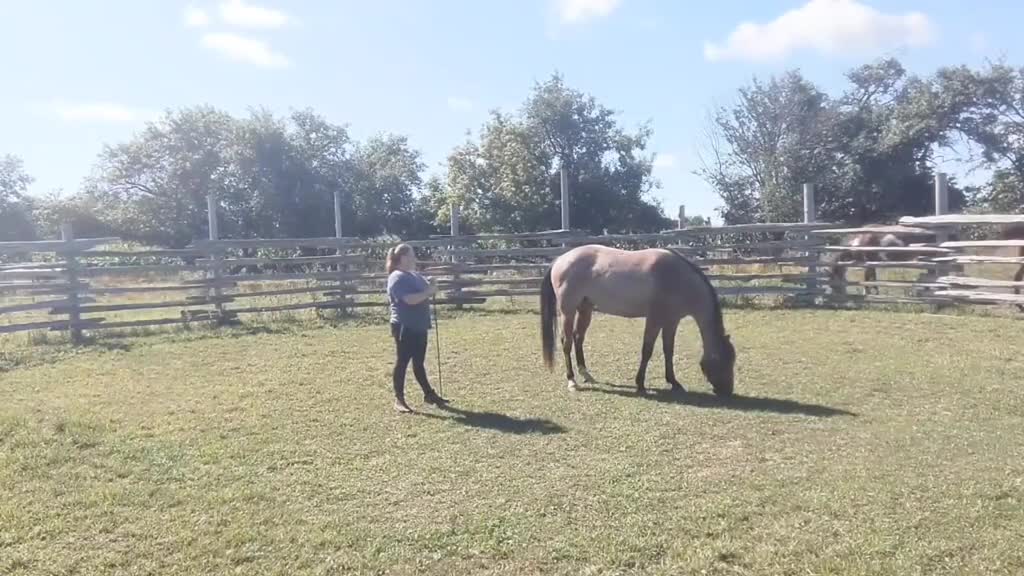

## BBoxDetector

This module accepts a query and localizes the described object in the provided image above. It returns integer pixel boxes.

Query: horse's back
[551,245,673,317]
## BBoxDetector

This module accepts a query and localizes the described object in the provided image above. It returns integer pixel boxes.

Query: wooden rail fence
[3,214,1023,341]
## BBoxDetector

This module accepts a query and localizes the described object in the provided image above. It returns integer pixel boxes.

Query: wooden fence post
[803,184,819,300]
[332,189,352,315]
[449,203,463,309]
[928,173,953,304]
[206,194,227,320]
[560,167,570,231]
[61,222,84,344]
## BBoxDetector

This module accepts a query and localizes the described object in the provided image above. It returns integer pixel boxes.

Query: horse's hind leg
[574,299,596,384]
[661,317,685,392]
[634,316,661,394]
[560,310,578,391]
[1014,264,1024,312]
[864,265,878,296]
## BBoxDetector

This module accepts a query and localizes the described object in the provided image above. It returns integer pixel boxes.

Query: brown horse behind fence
[540,245,736,397]
[829,224,1024,300]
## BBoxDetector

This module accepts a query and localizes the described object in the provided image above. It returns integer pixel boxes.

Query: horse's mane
[667,249,725,338]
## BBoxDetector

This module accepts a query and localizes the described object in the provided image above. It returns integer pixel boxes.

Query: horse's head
[701,334,735,398]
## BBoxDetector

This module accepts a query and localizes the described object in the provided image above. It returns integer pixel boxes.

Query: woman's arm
[401,279,436,305]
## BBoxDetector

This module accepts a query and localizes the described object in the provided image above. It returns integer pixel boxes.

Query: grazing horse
[828,224,1024,302]
[828,227,916,295]
[540,245,736,397]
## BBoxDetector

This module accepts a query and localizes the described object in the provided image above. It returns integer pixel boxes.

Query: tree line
[2,62,1023,247]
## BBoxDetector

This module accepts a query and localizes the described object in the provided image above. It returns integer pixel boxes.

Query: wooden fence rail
[2,214,1022,341]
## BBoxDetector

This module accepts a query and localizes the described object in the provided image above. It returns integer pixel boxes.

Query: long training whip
[431,295,443,397]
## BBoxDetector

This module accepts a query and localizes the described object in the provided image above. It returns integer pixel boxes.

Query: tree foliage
[433,74,670,234]
[0,155,37,241]
[700,59,968,225]
[84,107,432,247]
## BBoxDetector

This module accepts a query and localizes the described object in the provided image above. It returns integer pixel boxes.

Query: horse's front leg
[661,318,685,392]
[561,311,578,391]
[634,316,660,394]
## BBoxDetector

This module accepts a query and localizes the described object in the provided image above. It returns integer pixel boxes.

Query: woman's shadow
[416,404,567,435]
[581,383,855,418]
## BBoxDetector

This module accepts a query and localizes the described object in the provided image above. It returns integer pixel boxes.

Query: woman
[385,243,450,413]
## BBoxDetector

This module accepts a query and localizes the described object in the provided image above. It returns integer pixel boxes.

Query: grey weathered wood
[79,249,205,258]
[79,265,204,277]
[900,214,1024,227]
[226,285,346,299]
[0,297,95,315]
[0,269,67,281]
[939,240,1024,249]
[438,246,570,258]
[59,223,86,343]
[803,183,816,224]
[931,255,1024,264]
[811,225,936,236]
[80,317,198,331]
[195,254,367,267]
[669,239,823,251]
[707,273,825,282]
[0,237,119,255]
[932,290,1024,305]
[333,189,344,239]
[844,281,947,289]
[0,319,98,335]
[693,255,820,266]
[936,276,1024,289]
[83,283,236,295]
[0,282,87,296]
[560,166,570,231]
[53,297,232,314]
[820,245,952,254]
[830,260,940,270]
[192,237,372,250]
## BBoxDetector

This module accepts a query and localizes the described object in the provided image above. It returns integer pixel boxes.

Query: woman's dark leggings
[391,323,434,400]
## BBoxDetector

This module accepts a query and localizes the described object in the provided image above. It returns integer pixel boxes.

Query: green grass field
[2,307,1023,575]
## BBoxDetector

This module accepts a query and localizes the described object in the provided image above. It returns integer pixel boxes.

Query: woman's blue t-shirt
[387,270,431,332]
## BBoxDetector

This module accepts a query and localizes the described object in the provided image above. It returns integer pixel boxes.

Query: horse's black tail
[540,267,556,370]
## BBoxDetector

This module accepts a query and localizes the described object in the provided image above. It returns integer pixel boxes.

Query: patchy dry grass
[2,308,1024,575]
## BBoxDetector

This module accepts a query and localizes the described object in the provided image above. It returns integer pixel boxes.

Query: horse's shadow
[581,383,855,418]
[416,404,567,435]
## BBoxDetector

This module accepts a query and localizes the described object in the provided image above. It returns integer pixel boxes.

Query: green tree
[85,107,428,246]
[700,60,964,225]
[439,74,670,234]
[934,62,1024,213]
[0,155,37,241]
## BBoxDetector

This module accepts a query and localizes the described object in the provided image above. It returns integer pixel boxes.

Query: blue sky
[1,0,1020,222]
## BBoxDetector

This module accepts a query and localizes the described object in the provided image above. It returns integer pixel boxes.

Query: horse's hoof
[580,368,596,384]
[636,386,647,395]
[567,380,579,392]
[669,383,687,393]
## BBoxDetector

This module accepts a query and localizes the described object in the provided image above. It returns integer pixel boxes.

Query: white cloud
[41,100,156,123]
[653,153,677,169]
[447,97,474,112]
[201,33,290,68]
[219,0,290,29]
[555,0,622,24]
[184,5,210,28]
[704,0,935,62]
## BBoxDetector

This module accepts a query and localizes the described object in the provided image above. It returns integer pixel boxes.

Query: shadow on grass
[417,404,566,435]
[582,383,855,418]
